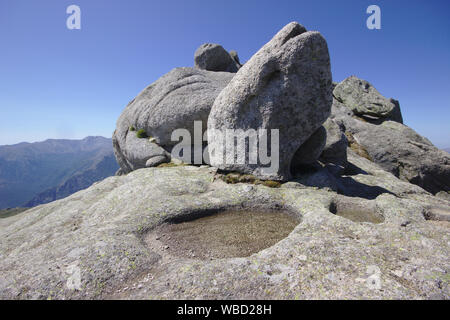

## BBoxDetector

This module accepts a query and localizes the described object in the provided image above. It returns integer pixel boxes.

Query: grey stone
[319,118,348,171]
[333,76,403,123]
[207,22,333,180]
[113,67,234,173]
[145,155,168,168]
[229,50,242,67]
[194,43,240,73]
[424,206,450,222]
[436,191,450,201]
[113,131,169,172]
[332,101,450,194]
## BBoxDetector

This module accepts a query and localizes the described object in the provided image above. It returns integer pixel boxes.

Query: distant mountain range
[0,136,118,209]
[444,148,450,153]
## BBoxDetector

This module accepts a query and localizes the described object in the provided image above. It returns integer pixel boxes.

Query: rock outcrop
[194,43,241,72]
[113,67,234,173]
[207,22,332,180]
[333,76,403,123]
[331,79,450,194]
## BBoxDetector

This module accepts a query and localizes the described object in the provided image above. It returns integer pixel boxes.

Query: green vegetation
[136,129,148,139]
[129,125,136,131]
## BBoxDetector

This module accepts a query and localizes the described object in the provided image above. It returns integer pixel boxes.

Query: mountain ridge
[0,136,118,209]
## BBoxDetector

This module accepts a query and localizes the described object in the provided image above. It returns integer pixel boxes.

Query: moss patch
[218,172,281,188]
[157,162,188,168]
[261,180,282,188]
[136,129,148,139]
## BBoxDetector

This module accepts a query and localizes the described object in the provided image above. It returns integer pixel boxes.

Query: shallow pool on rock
[146,209,300,260]
[329,201,385,224]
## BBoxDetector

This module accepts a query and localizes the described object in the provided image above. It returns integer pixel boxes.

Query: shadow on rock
[336,176,395,200]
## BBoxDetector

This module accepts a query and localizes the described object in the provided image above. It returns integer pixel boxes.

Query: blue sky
[1,0,449,147]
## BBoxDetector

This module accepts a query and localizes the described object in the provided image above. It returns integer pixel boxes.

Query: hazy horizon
[1,0,449,148]
[0,135,111,147]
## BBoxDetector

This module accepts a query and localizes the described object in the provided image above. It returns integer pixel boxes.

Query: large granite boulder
[207,22,333,180]
[113,67,234,173]
[194,43,240,73]
[333,76,403,123]
[331,91,450,194]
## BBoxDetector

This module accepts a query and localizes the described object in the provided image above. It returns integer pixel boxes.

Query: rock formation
[331,79,450,195]
[194,43,241,72]
[113,67,233,173]
[2,22,448,300]
[112,22,448,195]
[333,76,403,123]
[207,22,333,180]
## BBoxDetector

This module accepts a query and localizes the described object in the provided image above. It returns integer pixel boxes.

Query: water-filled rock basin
[147,209,299,260]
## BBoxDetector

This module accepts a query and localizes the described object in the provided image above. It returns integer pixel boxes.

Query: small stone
[145,155,168,168]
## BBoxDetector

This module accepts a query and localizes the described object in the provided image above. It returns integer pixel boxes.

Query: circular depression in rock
[329,200,385,224]
[146,209,299,260]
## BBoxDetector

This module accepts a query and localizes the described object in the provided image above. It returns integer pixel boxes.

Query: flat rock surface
[1,152,449,299]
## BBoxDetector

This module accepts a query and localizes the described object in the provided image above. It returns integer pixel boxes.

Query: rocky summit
[0,22,449,300]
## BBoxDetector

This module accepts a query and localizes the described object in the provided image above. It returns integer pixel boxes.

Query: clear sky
[1,0,449,147]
